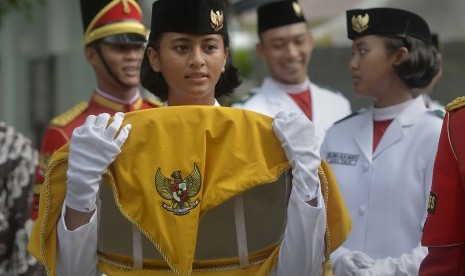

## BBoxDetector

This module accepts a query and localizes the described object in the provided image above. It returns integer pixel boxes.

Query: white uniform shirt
[56,182,326,276]
[233,77,352,149]
[321,96,443,274]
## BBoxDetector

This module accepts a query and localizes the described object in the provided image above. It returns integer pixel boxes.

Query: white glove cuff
[291,158,320,201]
[293,177,319,201]
[64,195,97,213]
[65,183,99,213]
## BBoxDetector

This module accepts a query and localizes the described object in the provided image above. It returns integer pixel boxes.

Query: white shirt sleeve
[272,185,326,276]
[56,204,101,276]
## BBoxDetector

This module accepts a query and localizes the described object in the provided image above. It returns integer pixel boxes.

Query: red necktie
[373,120,393,152]
[288,88,312,121]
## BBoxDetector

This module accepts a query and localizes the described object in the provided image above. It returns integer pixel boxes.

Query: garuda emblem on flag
[155,163,201,215]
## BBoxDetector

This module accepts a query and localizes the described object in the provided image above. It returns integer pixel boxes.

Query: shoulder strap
[446,96,465,112]
[50,102,88,127]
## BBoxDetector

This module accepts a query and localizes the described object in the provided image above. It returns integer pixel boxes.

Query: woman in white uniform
[30,0,326,275]
[321,8,443,275]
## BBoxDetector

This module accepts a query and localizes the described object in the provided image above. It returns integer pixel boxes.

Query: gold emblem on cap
[352,14,369,33]
[210,10,224,32]
[292,2,303,17]
[121,0,130,14]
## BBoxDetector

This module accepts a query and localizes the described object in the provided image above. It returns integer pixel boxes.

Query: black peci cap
[431,33,440,50]
[346,8,432,44]
[257,0,306,35]
[80,0,147,46]
[148,0,228,42]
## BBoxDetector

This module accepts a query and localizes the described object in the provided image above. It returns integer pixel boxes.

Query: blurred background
[1,0,465,147]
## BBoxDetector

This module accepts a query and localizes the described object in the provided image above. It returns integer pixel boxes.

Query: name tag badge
[326,152,360,166]
[427,192,437,214]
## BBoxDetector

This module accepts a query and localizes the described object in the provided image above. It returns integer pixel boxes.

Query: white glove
[353,269,375,276]
[272,112,320,201]
[352,252,375,269]
[65,112,131,212]
[334,251,374,276]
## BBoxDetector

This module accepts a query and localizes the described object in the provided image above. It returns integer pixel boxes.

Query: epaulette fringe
[146,97,163,107]
[50,102,88,127]
[446,96,465,112]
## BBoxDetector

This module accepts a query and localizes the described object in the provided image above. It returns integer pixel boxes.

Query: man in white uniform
[233,0,351,149]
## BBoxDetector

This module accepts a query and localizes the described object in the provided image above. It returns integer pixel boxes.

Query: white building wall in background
[0,1,95,146]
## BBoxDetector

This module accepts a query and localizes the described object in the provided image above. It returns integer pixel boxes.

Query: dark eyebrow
[268,33,307,44]
[201,35,222,43]
[354,40,367,48]
[170,35,222,44]
[170,37,190,43]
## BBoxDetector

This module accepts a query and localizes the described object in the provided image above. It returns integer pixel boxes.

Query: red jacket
[33,92,161,219]
[420,96,465,275]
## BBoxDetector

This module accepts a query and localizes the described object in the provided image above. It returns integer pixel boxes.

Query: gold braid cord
[318,167,334,276]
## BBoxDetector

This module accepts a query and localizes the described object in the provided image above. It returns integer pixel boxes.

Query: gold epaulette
[50,102,89,127]
[145,97,163,107]
[446,96,465,112]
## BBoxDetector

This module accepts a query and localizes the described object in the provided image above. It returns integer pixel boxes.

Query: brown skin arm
[64,206,95,231]
[308,198,317,207]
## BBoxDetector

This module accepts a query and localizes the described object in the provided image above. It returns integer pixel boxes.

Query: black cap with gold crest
[257,0,306,35]
[148,0,228,42]
[80,0,147,46]
[141,0,241,102]
[346,8,432,44]
[431,33,440,50]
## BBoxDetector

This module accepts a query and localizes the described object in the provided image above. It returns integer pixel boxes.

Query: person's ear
[222,48,229,73]
[307,31,314,54]
[393,47,409,65]
[256,42,266,60]
[147,47,160,72]
[84,46,98,66]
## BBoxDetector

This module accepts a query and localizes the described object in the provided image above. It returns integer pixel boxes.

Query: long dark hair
[381,35,440,89]
[140,32,242,101]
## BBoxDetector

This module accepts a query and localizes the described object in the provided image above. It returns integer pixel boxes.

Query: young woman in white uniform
[321,8,443,275]
[32,0,326,275]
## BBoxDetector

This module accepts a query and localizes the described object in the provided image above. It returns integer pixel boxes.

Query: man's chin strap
[94,43,131,89]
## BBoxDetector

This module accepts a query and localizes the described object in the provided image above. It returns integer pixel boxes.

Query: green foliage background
[0,0,47,25]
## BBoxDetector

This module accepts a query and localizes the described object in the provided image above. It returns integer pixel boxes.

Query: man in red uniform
[32,0,161,219]
[420,96,465,275]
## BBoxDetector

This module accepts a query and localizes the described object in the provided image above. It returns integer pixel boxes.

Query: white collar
[163,99,221,107]
[269,78,310,94]
[373,99,413,121]
[95,87,140,104]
